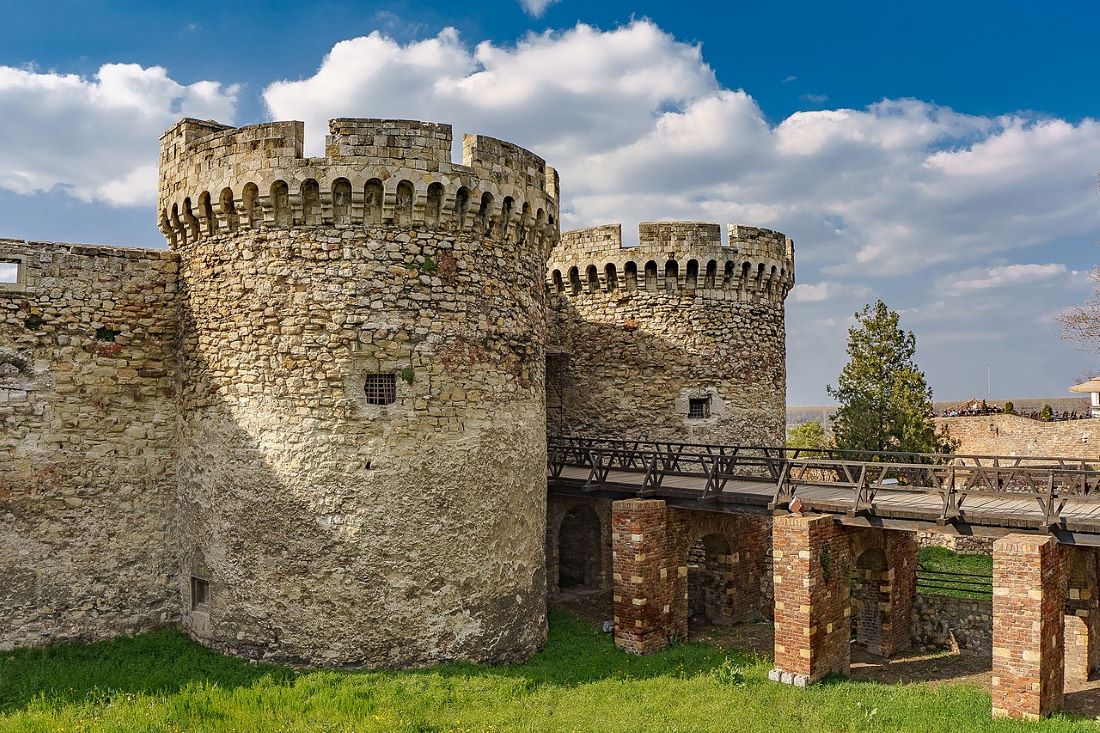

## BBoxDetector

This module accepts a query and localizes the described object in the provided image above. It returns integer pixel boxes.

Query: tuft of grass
[0,611,1090,731]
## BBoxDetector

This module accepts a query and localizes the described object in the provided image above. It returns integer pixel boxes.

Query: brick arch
[687,533,734,627]
[546,496,612,595]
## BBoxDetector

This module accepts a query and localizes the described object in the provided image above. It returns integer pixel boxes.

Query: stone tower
[158,118,559,666]
[546,221,793,446]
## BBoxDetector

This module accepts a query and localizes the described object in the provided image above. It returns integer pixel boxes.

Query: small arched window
[624,261,638,291]
[705,259,717,287]
[501,197,515,241]
[198,191,217,236]
[364,179,384,225]
[332,178,352,226]
[478,192,495,236]
[454,187,470,229]
[271,181,290,227]
[644,261,658,292]
[605,263,618,292]
[170,203,185,245]
[426,182,444,226]
[242,183,260,229]
[568,267,582,294]
[395,180,414,225]
[686,259,699,289]
[586,265,599,293]
[552,269,564,292]
[301,179,320,225]
[219,187,238,233]
[664,260,679,291]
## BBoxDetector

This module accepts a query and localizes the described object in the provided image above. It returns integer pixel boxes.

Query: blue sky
[1,0,1098,405]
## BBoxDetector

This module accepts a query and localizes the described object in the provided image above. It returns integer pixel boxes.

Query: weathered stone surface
[938,414,1100,460]
[545,222,793,446]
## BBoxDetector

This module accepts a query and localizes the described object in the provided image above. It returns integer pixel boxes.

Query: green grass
[0,611,1093,732]
[917,547,994,600]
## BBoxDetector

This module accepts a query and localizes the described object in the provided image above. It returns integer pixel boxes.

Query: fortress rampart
[0,240,179,648]
[546,222,794,446]
[157,118,559,248]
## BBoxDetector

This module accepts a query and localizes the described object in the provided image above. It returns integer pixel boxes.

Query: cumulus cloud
[0,63,238,206]
[793,282,834,302]
[945,263,1069,292]
[518,0,559,17]
[262,20,1100,277]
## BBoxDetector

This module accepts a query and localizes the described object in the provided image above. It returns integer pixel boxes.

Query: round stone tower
[158,117,559,666]
[546,221,793,446]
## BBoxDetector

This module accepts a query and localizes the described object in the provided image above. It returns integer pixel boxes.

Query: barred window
[365,373,397,405]
[688,397,710,419]
[191,577,210,610]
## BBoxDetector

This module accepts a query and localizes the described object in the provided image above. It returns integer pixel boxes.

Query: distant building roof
[1070,378,1100,394]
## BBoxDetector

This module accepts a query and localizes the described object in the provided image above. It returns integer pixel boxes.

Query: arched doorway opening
[687,534,734,628]
[851,547,889,653]
[558,505,602,590]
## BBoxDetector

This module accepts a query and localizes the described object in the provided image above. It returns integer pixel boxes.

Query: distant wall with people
[937,414,1100,460]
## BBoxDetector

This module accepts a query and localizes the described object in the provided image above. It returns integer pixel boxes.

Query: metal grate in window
[688,397,710,419]
[191,577,210,610]
[365,373,397,405]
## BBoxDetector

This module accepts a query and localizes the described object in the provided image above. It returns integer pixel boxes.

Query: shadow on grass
[0,611,743,714]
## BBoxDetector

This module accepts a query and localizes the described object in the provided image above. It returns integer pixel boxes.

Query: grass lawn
[917,546,993,600]
[0,610,1093,733]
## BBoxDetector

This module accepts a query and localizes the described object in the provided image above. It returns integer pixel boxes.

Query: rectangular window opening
[191,576,210,611]
[365,373,397,405]
[0,259,20,285]
[688,397,711,420]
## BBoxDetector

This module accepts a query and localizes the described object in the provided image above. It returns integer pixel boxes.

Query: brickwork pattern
[612,499,682,654]
[771,514,851,683]
[849,529,916,657]
[992,534,1066,719]
[1063,545,1100,682]
[546,495,613,595]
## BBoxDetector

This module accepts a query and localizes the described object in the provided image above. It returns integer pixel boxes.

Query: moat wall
[937,414,1100,461]
[546,222,793,446]
[0,241,179,649]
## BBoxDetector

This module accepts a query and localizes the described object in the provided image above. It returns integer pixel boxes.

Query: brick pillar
[1064,545,1100,682]
[770,513,850,685]
[992,534,1065,719]
[611,499,683,654]
[878,530,917,657]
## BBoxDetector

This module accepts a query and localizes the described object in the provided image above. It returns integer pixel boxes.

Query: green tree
[787,421,830,454]
[1040,404,1054,422]
[827,300,954,454]
[1003,401,1015,415]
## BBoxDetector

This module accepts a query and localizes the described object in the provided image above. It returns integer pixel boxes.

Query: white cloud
[519,0,559,17]
[0,63,238,206]
[263,21,1100,276]
[793,282,833,302]
[945,263,1069,293]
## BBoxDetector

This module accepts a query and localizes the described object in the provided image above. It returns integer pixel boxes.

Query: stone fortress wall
[545,221,794,446]
[0,241,179,649]
[938,414,1100,462]
[160,117,558,667]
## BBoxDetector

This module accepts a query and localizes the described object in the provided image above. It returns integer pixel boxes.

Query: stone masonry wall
[911,594,993,656]
[164,117,558,667]
[0,240,179,649]
[938,414,1100,461]
[546,222,793,446]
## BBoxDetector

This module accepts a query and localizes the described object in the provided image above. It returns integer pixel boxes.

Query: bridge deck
[549,446,1100,544]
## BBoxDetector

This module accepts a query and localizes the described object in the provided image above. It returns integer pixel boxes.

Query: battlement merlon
[553,222,794,265]
[548,221,795,301]
[156,117,559,245]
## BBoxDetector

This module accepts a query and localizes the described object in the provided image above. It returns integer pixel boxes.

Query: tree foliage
[787,421,830,453]
[1003,401,1015,415]
[1040,404,1054,422]
[1060,269,1100,349]
[828,300,954,454]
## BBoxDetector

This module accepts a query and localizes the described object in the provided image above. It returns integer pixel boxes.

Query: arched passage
[558,504,602,590]
[687,533,734,628]
[851,547,889,653]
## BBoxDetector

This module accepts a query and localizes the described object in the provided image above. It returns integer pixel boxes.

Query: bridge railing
[548,436,1100,526]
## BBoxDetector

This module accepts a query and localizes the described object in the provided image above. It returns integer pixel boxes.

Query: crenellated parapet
[157,117,559,250]
[547,221,795,304]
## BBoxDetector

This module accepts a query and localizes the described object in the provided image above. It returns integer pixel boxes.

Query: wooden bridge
[547,436,1100,545]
